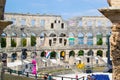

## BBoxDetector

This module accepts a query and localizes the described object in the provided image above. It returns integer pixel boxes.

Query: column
[93,37,97,45]
[84,36,87,45]
[6,37,11,48]
[102,36,107,45]
[16,37,21,47]
[27,37,31,47]
[36,37,40,47]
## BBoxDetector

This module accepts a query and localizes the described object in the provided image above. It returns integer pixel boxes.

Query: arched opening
[59,33,66,45]
[86,33,93,45]
[60,51,65,60]
[69,33,75,46]
[11,32,17,47]
[96,32,103,45]
[21,49,27,59]
[21,33,27,47]
[87,49,94,56]
[40,32,46,45]
[97,50,103,57]
[69,50,75,57]
[31,52,37,58]
[11,52,17,62]
[49,33,57,46]
[78,50,84,56]
[40,51,46,57]
[50,51,57,59]
[1,33,7,48]
[31,33,36,46]
[78,33,84,45]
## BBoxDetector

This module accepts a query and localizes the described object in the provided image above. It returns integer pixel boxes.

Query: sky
[5,0,109,19]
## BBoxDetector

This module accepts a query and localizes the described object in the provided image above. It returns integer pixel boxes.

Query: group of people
[86,74,96,80]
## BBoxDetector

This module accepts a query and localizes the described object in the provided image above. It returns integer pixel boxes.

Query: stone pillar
[102,36,107,45]
[16,37,21,47]
[6,36,11,48]
[26,37,31,47]
[36,37,40,47]
[84,36,87,45]
[99,0,120,80]
[93,37,97,45]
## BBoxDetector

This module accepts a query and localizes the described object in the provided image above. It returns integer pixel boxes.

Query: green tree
[50,51,56,59]
[78,50,84,56]
[21,38,26,47]
[69,50,75,57]
[97,50,103,57]
[31,36,36,46]
[97,38,103,45]
[1,37,6,48]
[41,51,46,57]
[11,38,16,47]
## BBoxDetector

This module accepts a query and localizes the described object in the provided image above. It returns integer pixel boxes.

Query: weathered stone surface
[107,0,120,7]
[0,0,6,20]
[99,0,120,80]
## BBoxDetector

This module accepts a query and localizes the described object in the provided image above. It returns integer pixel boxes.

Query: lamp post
[107,33,112,72]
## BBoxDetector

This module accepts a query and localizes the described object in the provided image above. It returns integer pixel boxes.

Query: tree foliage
[97,38,103,45]
[97,50,103,57]
[69,50,75,57]
[21,38,26,47]
[78,50,84,56]
[31,36,36,46]
[1,37,6,48]
[11,38,16,47]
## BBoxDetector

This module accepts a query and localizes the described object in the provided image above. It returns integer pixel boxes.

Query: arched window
[69,50,75,57]
[78,50,84,56]
[86,33,93,45]
[97,50,103,57]
[78,33,84,45]
[69,33,75,46]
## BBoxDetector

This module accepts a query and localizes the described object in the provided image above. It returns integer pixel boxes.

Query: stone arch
[21,18,26,26]
[78,33,84,45]
[96,50,103,57]
[50,51,57,59]
[96,32,103,45]
[60,51,65,60]
[31,51,37,58]
[87,49,94,56]
[40,51,46,57]
[78,50,84,56]
[31,32,36,46]
[87,20,92,27]
[49,33,57,46]
[86,33,93,45]
[39,32,46,45]
[69,50,75,57]
[21,49,27,59]
[69,33,75,46]
[11,52,17,62]
[59,33,66,37]
[11,32,17,47]
[49,33,56,37]
[21,33,27,47]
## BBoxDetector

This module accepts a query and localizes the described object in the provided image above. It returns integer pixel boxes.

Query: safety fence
[4,68,85,80]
